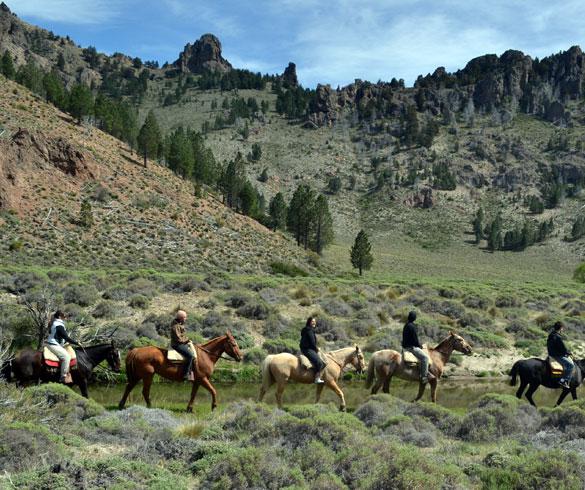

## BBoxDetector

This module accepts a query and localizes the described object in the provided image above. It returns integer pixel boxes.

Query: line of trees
[473,209,554,251]
[267,185,334,255]
[2,51,139,148]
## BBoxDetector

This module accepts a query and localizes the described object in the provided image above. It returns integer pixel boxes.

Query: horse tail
[365,356,376,389]
[1,360,12,382]
[509,360,521,386]
[260,355,274,389]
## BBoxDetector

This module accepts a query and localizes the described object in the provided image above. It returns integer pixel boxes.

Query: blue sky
[8,0,585,88]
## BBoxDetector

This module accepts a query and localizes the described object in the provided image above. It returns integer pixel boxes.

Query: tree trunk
[143,150,147,168]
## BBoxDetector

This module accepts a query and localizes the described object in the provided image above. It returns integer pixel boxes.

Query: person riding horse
[46,310,81,383]
[547,321,573,389]
[170,310,195,381]
[300,317,325,384]
[402,311,435,383]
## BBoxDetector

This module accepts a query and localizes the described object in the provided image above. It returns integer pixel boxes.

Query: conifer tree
[473,207,484,244]
[312,195,334,255]
[69,83,93,124]
[350,230,373,276]
[137,110,161,167]
[1,50,15,79]
[269,192,287,231]
[78,199,94,228]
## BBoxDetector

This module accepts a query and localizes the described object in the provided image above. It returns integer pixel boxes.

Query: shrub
[92,300,118,319]
[319,298,352,317]
[128,294,150,309]
[0,424,63,473]
[62,282,99,307]
[225,292,251,308]
[269,261,308,277]
[574,262,585,283]
[243,347,268,365]
[236,302,270,320]
[262,338,298,354]
[261,313,291,339]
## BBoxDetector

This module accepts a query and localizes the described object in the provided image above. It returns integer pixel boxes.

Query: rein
[196,344,239,362]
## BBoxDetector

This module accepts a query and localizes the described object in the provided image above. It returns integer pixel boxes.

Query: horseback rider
[170,310,195,381]
[547,321,573,389]
[46,310,81,383]
[402,311,435,383]
[300,316,325,384]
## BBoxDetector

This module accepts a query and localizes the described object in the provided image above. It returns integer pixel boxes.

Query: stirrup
[314,377,325,384]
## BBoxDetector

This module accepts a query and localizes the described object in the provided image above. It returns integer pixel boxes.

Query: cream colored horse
[365,332,472,403]
[259,346,365,411]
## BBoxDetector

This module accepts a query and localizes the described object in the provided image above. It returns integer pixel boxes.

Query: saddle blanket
[43,345,77,369]
[167,341,197,363]
[547,357,564,376]
[403,347,433,366]
[299,352,328,370]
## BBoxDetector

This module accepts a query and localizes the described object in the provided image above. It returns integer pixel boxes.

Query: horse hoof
[339,406,346,412]
[186,407,193,413]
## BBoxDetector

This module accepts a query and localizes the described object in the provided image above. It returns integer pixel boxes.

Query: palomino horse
[118,331,242,412]
[365,332,472,403]
[510,357,585,407]
[259,346,365,411]
[6,341,121,398]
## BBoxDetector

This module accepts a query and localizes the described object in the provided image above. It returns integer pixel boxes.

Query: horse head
[107,340,122,373]
[225,330,243,362]
[449,331,473,355]
[351,345,366,374]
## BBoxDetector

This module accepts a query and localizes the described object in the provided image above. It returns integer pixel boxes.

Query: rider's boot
[314,370,325,384]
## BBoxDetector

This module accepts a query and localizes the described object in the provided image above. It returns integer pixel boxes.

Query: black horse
[510,357,585,407]
[6,341,121,398]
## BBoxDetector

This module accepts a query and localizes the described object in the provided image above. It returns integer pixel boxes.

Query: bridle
[197,338,241,362]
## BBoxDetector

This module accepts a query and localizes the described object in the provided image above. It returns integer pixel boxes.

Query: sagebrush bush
[128,294,150,309]
[62,282,99,307]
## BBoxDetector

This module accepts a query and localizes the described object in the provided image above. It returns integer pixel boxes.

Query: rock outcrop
[174,34,232,74]
[404,186,434,208]
[282,62,298,88]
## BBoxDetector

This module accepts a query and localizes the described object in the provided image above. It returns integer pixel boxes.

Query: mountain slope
[0,75,314,273]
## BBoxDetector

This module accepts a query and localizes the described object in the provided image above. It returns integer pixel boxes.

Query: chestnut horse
[365,332,472,403]
[118,331,242,412]
[259,346,365,411]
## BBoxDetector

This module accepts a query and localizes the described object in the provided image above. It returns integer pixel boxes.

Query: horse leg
[78,378,89,399]
[371,371,384,394]
[429,378,438,403]
[142,374,154,408]
[275,382,285,409]
[515,380,527,400]
[118,379,139,409]
[382,375,392,394]
[315,383,325,404]
[200,377,218,411]
[186,382,200,413]
[413,382,426,402]
[555,388,572,407]
[524,383,539,407]
[571,387,578,401]
[326,380,346,411]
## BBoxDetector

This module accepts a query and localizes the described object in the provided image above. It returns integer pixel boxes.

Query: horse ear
[226,329,232,336]
[355,345,359,352]
[449,331,454,336]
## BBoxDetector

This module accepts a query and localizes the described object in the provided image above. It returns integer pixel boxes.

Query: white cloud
[9,0,124,24]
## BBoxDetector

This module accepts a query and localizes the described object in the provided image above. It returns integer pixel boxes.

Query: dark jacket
[547,331,570,358]
[47,320,79,346]
[170,320,189,346]
[300,326,318,352]
[402,321,422,349]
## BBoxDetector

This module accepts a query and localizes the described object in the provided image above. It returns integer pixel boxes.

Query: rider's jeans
[407,347,429,379]
[555,356,574,382]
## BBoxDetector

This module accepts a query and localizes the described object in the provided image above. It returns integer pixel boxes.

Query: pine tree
[42,70,66,109]
[239,181,259,217]
[219,153,246,208]
[473,207,484,244]
[57,52,66,71]
[287,184,315,247]
[68,83,93,124]
[1,50,15,79]
[487,214,502,251]
[312,195,334,255]
[402,105,419,148]
[78,199,93,228]
[350,230,373,276]
[269,192,287,231]
[137,110,161,167]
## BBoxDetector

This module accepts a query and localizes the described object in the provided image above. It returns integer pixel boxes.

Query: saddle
[167,341,197,364]
[299,352,329,371]
[547,356,564,377]
[42,345,77,369]
[402,346,433,367]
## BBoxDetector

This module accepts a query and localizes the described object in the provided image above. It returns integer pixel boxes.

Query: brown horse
[118,331,242,412]
[259,346,365,411]
[365,332,472,403]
